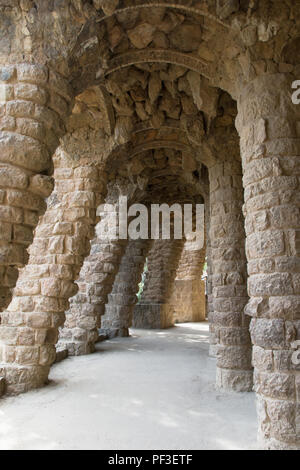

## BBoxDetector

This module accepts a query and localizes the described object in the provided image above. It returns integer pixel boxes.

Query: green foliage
[136,258,148,301]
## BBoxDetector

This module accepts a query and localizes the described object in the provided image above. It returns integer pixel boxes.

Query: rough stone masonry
[0,0,299,450]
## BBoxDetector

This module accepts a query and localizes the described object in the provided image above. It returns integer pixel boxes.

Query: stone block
[255,371,295,400]
[250,318,285,349]
[17,64,48,84]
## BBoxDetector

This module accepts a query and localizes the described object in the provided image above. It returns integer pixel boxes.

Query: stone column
[236,73,300,449]
[209,159,252,392]
[170,243,206,323]
[102,239,150,337]
[58,182,149,354]
[59,232,127,355]
[0,64,72,310]
[205,197,216,356]
[133,238,184,329]
[0,151,106,394]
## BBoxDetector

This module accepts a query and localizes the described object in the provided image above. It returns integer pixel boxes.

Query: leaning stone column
[133,238,184,329]
[209,159,252,392]
[102,239,150,337]
[0,151,106,394]
[59,232,127,355]
[58,176,150,353]
[236,73,300,449]
[0,64,72,310]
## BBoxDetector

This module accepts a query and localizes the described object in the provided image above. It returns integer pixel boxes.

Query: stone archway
[0,0,299,450]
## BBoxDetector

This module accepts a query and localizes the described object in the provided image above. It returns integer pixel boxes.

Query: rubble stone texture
[0,138,106,393]
[0,0,299,450]
[59,202,128,355]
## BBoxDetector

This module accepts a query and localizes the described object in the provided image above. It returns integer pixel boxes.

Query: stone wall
[102,238,150,337]
[172,279,206,323]
[170,244,206,323]
[133,237,184,329]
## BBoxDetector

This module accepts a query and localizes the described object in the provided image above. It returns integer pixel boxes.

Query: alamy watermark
[290,82,300,365]
[96,197,204,251]
[291,341,300,366]
[292,80,300,104]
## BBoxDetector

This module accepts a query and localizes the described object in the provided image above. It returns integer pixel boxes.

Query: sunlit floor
[0,322,258,450]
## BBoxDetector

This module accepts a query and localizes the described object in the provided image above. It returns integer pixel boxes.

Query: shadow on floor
[0,322,258,450]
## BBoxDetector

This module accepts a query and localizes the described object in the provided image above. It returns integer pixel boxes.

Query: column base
[58,340,95,356]
[59,326,99,356]
[0,364,50,395]
[216,367,253,392]
[133,303,174,329]
[258,434,300,451]
[99,327,130,339]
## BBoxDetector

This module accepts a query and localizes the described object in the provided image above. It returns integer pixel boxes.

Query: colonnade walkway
[0,323,257,450]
